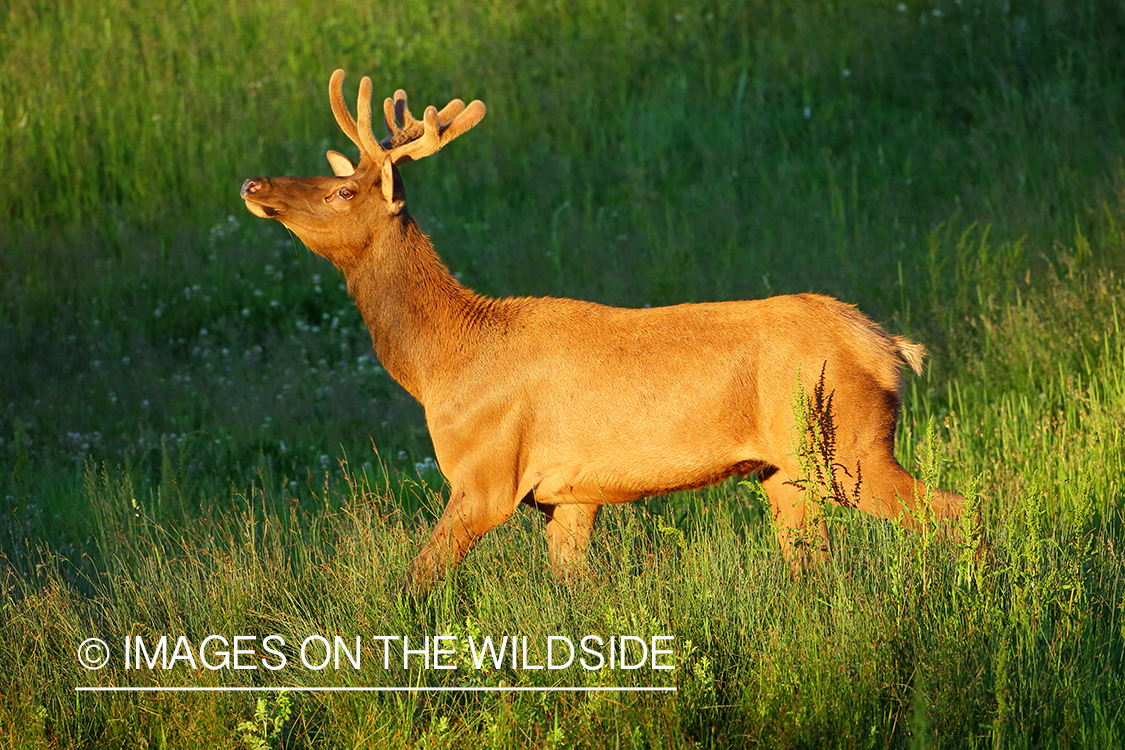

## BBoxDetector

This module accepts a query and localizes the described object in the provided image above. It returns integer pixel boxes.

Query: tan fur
[241,71,965,590]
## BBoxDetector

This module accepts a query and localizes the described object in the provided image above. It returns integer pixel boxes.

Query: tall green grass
[3,402,1123,747]
[2,0,1125,746]
[4,0,1123,308]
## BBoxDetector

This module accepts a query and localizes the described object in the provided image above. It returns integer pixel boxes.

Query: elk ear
[326,150,356,177]
[380,157,397,205]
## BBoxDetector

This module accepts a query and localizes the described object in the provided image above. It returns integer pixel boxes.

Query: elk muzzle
[241,178,282,218]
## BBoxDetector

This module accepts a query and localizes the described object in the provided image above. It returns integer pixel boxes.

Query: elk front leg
[761,470,832,574]
[543,503,599,580]
[408,488,512,593]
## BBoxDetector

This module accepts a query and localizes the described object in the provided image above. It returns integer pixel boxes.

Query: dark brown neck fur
[344,211,486,403]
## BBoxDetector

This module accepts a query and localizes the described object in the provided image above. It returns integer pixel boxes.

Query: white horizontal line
[76,686,676,693]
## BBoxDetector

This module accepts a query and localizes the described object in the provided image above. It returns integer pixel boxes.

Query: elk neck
[342,210,488,404]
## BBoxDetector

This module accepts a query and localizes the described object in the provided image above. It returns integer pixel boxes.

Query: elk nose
[241,178,263,197]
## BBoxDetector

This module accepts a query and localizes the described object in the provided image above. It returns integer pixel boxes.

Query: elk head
[240,70,486,270]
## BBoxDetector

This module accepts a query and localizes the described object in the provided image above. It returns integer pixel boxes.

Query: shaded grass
[4,1,1124,309]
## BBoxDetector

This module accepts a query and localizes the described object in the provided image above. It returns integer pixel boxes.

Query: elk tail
[892,336,926,376]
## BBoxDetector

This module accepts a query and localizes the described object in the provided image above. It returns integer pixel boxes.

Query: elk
[241,70,965,591]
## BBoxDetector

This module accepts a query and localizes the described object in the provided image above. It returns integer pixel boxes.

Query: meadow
[2,0,1124,746]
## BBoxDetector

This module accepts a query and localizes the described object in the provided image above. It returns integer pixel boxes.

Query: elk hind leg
[761,469,832,574]
[855,454,965,534]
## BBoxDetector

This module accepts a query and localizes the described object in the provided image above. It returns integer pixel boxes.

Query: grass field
[2,0,1125,746]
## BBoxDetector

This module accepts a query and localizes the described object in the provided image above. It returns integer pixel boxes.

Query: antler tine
[390,107,443,165]
[392,91,468,131]
[387,98,487,165]
[438,99,467,122]
[329,70,365,155]
[438,99,486,146]
[355,77,385,161]
[381,90,426,149]
[382,96,397,139]
[393,90,418,129]
[329,73,486,168]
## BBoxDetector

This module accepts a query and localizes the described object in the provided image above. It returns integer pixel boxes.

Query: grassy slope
[1,0,1124,746]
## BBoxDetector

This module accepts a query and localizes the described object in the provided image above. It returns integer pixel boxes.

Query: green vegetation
[2,0,1123,746]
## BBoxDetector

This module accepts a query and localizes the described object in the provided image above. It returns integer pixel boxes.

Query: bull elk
[241,70,964,591]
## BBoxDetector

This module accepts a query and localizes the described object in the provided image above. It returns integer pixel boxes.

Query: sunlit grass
[3,421,1123,747]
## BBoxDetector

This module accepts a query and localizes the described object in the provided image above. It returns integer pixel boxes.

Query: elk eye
[337,187,355,200]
